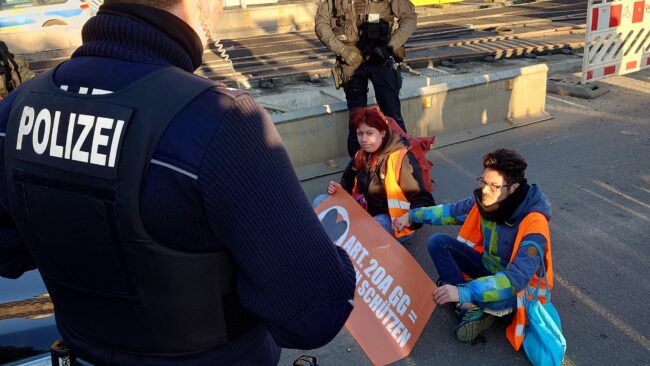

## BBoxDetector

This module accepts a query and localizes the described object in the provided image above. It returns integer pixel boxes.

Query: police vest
[457,205,553,351]
[4,66,256,356]
[330,0,395,47]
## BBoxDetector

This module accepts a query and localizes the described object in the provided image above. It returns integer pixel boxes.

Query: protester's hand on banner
[434,285,459,305]
[393,212,411,232]
[327,181,342,195]
[314,192,437,366]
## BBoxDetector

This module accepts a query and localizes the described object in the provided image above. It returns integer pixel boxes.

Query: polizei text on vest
[16,106,125,168]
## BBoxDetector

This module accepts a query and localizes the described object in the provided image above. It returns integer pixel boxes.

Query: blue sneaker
[453,306,494,342]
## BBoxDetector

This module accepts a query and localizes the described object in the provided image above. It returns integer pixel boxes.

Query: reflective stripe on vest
[385,148,413,238]
[387,198,410,210]
[457,205,485,253]
[458,205,552,351]
[456,234,477,248]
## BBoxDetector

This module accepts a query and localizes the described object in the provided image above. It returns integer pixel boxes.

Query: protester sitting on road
[393,148,553,349]
[314,107,435,242]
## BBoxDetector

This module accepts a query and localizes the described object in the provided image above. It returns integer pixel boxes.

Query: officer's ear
[183,0,224,47]
[509,182,520,194]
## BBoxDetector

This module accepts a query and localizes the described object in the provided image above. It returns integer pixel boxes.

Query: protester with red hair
[315,107,434,242]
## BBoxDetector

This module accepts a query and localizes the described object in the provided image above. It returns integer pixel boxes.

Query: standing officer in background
[0,0,355,365]
[315,0,417,156]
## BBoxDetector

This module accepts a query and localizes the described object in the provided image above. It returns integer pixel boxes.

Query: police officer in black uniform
[315,0,417,156]
[0,0,355,365]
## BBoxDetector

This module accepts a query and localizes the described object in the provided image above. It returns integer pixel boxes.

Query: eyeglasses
[476,176,509,192]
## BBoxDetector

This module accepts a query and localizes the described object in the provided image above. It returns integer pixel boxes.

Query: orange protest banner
[315,191,437,366]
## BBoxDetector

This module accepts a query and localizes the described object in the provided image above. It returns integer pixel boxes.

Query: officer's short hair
[103,0,180,10]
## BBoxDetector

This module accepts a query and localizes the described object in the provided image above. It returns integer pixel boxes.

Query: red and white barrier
[582,0,650,83]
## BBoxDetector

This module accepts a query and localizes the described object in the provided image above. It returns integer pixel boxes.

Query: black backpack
[0,41,35,98]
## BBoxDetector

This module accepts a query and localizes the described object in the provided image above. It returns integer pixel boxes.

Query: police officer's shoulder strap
[7,65,217,163]
[104,66,218,178]
[6,65,217,202]
[10,64,216,111]
[7,64,216,179]
[108,66,216,118]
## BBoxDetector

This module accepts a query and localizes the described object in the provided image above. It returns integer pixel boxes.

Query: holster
[331,60,344,89]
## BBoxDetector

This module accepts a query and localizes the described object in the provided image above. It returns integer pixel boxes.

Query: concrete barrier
[273,63,552,181]
[217,2,317,39]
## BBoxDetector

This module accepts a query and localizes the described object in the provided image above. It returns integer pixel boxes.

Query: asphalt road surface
[289,69,650,366]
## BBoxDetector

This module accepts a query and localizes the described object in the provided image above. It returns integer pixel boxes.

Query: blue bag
[522,242,566,366]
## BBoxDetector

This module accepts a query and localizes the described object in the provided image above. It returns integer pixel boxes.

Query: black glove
[370,45,391,65]
[340,46,362,67]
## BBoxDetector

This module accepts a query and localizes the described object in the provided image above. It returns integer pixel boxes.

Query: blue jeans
[313,194,411,243]
[427,233,515,314]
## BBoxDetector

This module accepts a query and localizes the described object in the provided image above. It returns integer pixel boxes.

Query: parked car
[0,271,59,366]
[0,0,91,32]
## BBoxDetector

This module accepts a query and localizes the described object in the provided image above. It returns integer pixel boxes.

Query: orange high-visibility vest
[385,148,414,238]
[353,148,413,238]
[457,205,553,350]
